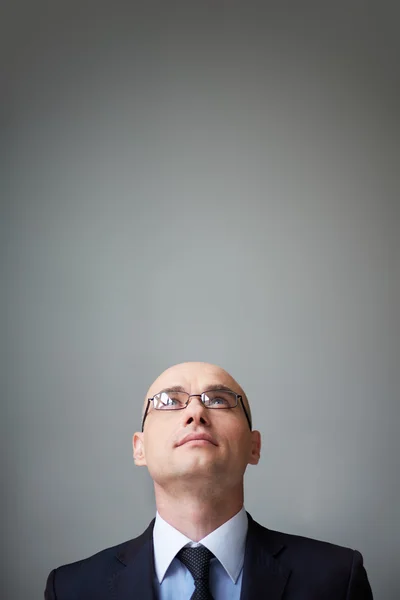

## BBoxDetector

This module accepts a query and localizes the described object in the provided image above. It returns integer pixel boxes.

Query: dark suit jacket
[45,513,373,599]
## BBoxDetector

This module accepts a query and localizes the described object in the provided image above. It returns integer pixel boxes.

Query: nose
[183,395,210,427]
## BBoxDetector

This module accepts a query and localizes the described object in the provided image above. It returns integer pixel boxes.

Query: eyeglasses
[141,389,252,431]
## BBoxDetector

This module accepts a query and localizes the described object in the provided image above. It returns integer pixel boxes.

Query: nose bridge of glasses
[186,393,206,407]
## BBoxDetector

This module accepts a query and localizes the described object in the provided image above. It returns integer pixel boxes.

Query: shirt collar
[153,506,248,584]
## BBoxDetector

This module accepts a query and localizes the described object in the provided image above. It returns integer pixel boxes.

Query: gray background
[2,2,399,599]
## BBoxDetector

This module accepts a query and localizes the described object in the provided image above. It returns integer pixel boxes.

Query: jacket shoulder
[247,517,372,598]
[45,521,154,599]
[250,516,357,560]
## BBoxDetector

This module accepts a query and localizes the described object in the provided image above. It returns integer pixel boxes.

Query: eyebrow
[155,384,238,395]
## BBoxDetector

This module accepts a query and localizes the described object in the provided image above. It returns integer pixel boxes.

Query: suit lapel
[239,514,291,600]
[108,521,156,600]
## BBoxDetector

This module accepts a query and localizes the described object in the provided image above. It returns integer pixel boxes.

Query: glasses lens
[203,390,237,408]
[153,391,188,410]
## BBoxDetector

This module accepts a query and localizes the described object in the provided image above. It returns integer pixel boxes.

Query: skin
[133,362,261,541]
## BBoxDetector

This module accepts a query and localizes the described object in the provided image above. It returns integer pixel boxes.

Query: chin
[180,456,222,476]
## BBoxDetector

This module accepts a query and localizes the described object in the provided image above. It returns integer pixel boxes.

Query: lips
[176,432,217,447]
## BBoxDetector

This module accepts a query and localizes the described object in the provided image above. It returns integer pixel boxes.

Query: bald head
[144,361,252,427]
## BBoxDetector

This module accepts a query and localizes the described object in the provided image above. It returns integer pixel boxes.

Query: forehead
[146,362,241,398]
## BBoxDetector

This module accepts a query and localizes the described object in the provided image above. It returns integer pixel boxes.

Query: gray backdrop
[2,2,399,599]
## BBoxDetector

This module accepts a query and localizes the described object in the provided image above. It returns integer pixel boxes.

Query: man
[45,361,373,599]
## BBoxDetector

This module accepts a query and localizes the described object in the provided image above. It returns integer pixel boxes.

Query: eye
[165,396,179,406]
[208,396,230,407]
[155,392,185,409]
[204,390,236,408]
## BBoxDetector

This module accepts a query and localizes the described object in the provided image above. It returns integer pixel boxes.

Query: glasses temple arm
[141,399,151,432]
[239,397,252,430]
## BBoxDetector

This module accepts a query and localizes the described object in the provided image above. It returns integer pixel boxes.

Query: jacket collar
[108,520,156,600]
[108,514,291,600]
[239,513,291,600]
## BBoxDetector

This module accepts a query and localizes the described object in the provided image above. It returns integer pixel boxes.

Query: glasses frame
[141,389,252,431]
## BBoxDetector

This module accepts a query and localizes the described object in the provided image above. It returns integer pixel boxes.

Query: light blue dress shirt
[153,507,248,600]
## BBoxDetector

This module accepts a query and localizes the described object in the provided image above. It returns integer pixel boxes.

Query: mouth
[176,433,217,447]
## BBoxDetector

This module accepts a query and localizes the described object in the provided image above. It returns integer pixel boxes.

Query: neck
[154,482,244,541]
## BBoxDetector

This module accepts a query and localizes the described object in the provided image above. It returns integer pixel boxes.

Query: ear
[248,430,261,465]
[133,432,147,466]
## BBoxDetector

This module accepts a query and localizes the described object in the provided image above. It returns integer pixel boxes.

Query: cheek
[225,424,251,455]
[143,426,174,462]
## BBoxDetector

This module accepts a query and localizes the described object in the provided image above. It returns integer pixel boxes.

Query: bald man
[45,362,373,599]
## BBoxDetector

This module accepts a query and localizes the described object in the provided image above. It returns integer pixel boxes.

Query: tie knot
[177,545,213,581]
